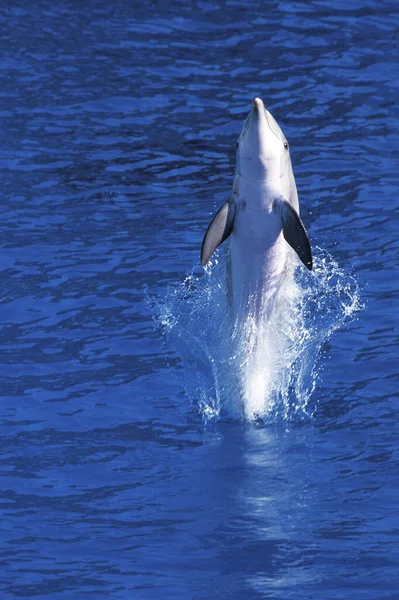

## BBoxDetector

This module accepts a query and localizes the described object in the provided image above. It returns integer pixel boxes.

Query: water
[1,1,398,598]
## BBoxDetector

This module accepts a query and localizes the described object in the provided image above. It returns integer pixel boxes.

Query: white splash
[154,248,361,423]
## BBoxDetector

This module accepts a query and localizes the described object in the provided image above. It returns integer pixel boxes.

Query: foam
[154,249,361,423]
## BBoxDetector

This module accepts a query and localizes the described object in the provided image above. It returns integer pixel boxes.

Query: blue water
[1,1,398,598]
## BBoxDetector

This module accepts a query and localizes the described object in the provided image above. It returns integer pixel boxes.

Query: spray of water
[154,248,361,423]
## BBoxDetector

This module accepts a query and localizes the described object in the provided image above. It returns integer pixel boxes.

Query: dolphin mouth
[265,109,281,140]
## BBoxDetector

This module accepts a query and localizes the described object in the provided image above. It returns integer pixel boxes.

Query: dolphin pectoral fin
[280,199,313,270]
[200,199,236,266]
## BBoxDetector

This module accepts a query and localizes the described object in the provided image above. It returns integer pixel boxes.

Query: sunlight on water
[155,248,361,423]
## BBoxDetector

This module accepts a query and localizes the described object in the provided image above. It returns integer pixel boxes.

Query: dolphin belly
[229,210,290,321]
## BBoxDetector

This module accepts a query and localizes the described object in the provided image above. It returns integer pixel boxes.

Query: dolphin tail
[201,199,236,266]
[280,199,313,270]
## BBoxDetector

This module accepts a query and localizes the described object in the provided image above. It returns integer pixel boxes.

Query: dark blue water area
[1,0,398,598]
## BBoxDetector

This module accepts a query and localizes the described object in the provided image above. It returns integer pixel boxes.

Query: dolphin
[200,97,312,322]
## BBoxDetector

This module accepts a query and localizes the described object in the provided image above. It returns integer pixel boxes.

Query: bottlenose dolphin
[201,98,312,322]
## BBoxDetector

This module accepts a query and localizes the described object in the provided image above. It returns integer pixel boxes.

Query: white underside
[227,175,299,420]
[228,176,295,323]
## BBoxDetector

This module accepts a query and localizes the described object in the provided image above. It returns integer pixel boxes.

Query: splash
[154,249,361,423]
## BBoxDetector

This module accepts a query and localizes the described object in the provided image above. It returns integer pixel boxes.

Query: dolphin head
[236,98,290,183]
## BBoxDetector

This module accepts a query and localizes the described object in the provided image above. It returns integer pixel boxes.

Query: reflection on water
[185,424,318,597]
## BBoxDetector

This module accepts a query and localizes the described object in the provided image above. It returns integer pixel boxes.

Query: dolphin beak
[252,97,264,112]
[251,97,264,119]
[251,98,281,141]
[247,98,268,144]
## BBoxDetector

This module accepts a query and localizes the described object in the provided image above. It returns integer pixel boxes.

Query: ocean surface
[1,1,398,598]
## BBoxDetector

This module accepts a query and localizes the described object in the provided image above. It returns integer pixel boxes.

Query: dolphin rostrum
[201,97,312,322]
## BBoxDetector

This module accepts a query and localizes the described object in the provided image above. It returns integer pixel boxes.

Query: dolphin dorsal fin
[201,199,236,266]
[280,199,313,270]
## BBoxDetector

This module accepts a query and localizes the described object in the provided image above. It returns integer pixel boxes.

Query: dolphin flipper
[280,199,312,270]
[201,199,236,266]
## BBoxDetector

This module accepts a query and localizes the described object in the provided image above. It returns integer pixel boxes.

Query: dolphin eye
[284,141,288,150]
[236,142,239,149]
